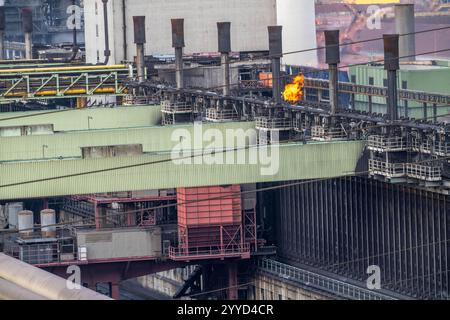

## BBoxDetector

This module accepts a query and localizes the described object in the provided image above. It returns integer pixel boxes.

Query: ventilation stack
[325,30,340,115]
[268,26,283,104]
[383,34,400,121]
[171,19,185,89]
[22,7,33,60]
[217,22,231,96]
[133,16,146,83]
[395,4,416,62]
[0,7,5,60]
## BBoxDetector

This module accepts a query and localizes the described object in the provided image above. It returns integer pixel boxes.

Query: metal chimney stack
[217,22,231,96]
[0,7,5,60]
[325,30,340,115]
[22,8,33,60]
[268,26,283,104]
[383,34,400,121]
[395,4,416,62]
[133,16,146,83]
[171,19,185,89]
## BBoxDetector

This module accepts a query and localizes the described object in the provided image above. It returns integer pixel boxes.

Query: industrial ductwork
[133,16,146,83]
[0,253,111,300]
[171,19,185,89]
[217,22,231,96]
[0,7,5,60]
[268,26,283,104]
[395,4,416,62]
[21,7,33,60]
[383,34,400,121]
[102,0,111,65]
[324,30,340,115]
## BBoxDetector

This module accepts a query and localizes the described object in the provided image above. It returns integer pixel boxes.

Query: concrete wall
[84,0,277,64]
[76,227,162,260]
[0,124,54,137]
[251,273,327,300]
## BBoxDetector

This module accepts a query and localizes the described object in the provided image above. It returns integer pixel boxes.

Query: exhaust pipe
[268,26,283,104]
[0,7,5,60]
[171,19,185,89]
[102,0,111,65]
[133,16,146,83]
[217,22,231,96]
[324,30,340,115]
[395,4,415,62]
[22,7,33,60]
[383,34,400,121]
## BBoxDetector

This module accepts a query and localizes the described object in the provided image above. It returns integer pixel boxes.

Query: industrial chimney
[217,22,231,96]
[383,34,400,121]
[133,16,146,83]
[268,26,283,104]
[395,4,416,62]
[171,19,185,89]
[22,7,33,60]
[324,30,340,115]
[0,7,5,60]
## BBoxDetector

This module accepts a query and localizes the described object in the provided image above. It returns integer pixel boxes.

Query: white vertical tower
[276,0,318,67]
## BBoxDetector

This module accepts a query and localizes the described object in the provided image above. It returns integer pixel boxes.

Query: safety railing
[3,241,77,266]
[161,100,193,113]
[257,259,397,300]
[368,135,409,152]
[411,138,450,156]
[369,159,406,178]
[311,126,347,140]
[255,117,292,130]
[406,163,442,182]
[168,243,250,261]
[205,108,239,121]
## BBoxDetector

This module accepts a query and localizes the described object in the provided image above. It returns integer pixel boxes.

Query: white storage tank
[40,209,57,238]
[277,0,318,67]
[6,202,23,229]
[18,211,34,235]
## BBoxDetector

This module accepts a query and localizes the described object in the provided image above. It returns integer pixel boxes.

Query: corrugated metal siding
[274,176,449,299]
[0,121,256,162]
[0,141,365,200]
[0,105,162,132]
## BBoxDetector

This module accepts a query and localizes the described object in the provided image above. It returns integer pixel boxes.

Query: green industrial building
[349,60,450,119]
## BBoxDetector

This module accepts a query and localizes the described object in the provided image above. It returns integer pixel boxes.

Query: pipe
[383,34,400,121]
[102,0,111,65]
[122,0,127,61]
[0,253,111,300]
[171,19,185,89]
[217,22,231,96]
[0,278,47,300]
[268,26,283,104]
[22,8,33,60]
[395,4,415,62]
[324,30,340,115]
[133,16,146,83]
[0,7,5,60]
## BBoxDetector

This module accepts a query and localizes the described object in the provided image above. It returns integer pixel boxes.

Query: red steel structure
[170,185,253,261]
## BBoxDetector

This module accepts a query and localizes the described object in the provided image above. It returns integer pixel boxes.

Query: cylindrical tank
[40,209,56,238]
[277,0,318,67]
[6,202,23,229]
[18,210,34,235]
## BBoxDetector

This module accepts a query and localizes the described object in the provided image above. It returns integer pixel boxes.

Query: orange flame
[283,74,305,103]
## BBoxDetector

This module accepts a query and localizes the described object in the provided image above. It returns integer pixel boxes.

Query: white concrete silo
[276,0,318,67]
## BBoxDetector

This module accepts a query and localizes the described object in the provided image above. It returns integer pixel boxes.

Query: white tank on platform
[18,210,34,235]
[276,0,318,67]
[40,209,56,238]
[6,202,23,229]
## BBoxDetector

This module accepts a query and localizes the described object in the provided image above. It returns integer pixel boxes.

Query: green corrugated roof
[0,105,162,132]
[0,141,366,200]
[0,121,256,162]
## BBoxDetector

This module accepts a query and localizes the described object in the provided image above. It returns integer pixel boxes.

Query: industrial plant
[0,0,450,303]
